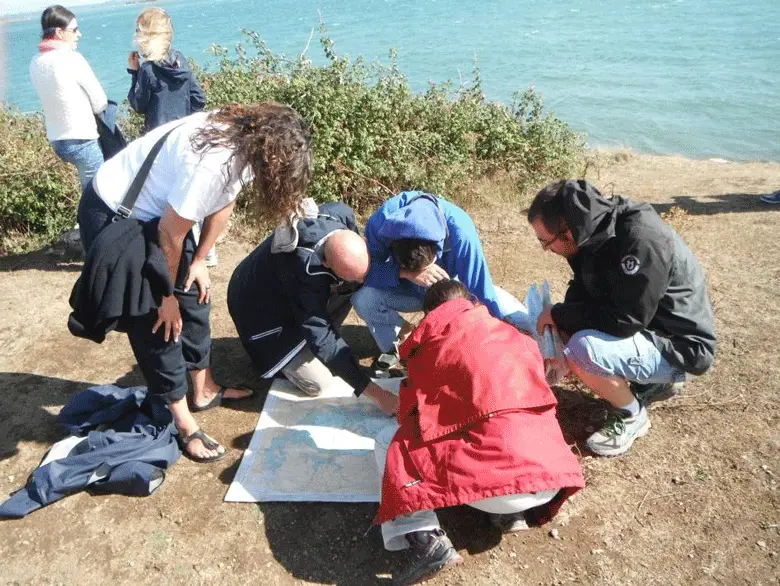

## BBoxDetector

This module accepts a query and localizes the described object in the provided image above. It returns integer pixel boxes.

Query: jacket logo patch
[621,255,641,275]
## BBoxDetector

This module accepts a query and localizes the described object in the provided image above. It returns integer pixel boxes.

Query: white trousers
[374,423,557,551]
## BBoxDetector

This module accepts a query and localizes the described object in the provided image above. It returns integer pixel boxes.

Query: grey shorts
[564,329,686,384]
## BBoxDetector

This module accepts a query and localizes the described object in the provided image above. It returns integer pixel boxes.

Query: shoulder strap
[113,124,182,221]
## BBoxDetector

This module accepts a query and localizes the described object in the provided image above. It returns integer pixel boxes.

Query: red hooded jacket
[374,298,584,525]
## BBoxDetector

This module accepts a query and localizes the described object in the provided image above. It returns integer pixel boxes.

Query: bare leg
[168,397,224,460]
[190,367,252,408]
[567,359,635,409]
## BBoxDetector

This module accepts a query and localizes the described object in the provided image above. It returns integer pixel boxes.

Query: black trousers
[78,183,211,404]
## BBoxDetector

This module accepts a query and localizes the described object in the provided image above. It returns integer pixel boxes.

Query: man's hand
[537,304,556,336]
[362,383,399,416]
[400,262,449,288]
[152,295,182,342]
[184,258,211,304]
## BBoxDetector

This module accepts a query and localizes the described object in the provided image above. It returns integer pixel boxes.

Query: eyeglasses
[537,230,566,250]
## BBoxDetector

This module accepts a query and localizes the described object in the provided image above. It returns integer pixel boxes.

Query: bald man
[228,202,398,414]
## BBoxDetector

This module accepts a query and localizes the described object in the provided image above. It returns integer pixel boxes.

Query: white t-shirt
[93,112,252,223]
[29,45,108,141]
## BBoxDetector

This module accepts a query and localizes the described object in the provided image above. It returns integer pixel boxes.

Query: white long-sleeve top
[29,45,108,141]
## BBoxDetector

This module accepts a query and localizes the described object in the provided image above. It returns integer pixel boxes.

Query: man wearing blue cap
[353,191,513,366]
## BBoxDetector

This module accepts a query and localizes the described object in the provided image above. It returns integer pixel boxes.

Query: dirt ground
[1,152,779,586]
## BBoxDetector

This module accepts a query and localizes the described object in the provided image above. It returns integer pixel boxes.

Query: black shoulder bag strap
[112,124,183,222]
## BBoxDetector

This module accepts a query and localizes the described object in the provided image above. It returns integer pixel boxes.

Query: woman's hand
[184,258,211,304]
[400,262,449,288]
[152,295,182,342]
[128,51,140,71]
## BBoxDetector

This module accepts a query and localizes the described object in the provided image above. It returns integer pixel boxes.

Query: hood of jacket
[399,297,556,443]
[376,193,447,248]
[560,179,624,251]
[148,49,191,84]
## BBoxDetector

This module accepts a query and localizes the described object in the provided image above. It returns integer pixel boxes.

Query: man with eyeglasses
[528,179,716,457]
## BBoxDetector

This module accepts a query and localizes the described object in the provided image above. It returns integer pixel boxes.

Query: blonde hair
[134,7,172,63]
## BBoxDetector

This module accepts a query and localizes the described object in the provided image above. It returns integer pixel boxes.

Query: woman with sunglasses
[29,5,107,190]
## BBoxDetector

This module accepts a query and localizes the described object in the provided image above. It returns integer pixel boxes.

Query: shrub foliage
[202,25,583,212]
[0,108,81,241]
[0,25,583,247]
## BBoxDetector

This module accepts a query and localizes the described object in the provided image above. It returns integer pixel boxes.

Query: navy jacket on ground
[227,202,372,394]
[128,49,206,132]
[0,385,180,519]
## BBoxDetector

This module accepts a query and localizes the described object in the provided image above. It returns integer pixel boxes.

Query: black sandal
[177,429,227,463]
[189,385,255,413]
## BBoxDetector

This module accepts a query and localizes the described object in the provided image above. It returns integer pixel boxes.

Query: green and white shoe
[586,407,650,457]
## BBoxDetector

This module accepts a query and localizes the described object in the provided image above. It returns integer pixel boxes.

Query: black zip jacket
[550,180,716,375]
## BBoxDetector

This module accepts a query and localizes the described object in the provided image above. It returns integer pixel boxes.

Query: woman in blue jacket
[127,7,206,132]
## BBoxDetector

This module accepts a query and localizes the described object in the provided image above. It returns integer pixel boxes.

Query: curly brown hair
[190,102,313,223]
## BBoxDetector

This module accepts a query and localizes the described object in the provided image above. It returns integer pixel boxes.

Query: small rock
[509,552,517,558]
[590,549,603,555]
[8,475,14,482]
[672,476,684,485]
[218,562,225,569]
[687,553,694,559]
[21,540,29,546]
[207,472,214,478]
[757,541,767,549]
[549,528,560,539]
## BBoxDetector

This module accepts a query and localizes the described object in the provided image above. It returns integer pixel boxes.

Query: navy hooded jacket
[127,49,206,132]
[227,202,372,394]
[363,191,505,319]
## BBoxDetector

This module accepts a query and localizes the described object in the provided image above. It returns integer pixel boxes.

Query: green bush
[201,25,584,213]
[0,108,81,244]
[0,25,583,251]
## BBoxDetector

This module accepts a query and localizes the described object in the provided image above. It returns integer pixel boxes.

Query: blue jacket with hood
[127,49,206,132]
[364,191,505,318]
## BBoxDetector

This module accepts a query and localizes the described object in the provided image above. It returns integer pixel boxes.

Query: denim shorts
[564,329,686,384]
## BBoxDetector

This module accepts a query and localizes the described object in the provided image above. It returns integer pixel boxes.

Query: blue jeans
[51,138,104,189]
[564,329,686,384]
[352,284,525,353]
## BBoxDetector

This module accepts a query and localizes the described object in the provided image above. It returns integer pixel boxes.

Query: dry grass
[1,153,779,586]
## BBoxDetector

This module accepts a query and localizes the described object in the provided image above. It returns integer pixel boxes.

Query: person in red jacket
[373,280,585,586]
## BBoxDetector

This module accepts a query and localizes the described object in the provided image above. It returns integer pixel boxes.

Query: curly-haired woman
[77,102,313,463]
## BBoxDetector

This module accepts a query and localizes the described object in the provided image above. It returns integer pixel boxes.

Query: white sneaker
[586,406,650,457]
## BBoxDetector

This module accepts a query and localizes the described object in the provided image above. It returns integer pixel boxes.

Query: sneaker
[631,381,684,405]
[760,191,780,204]
[585,406,651,457]
[373,342,402,378]
[488,511,529,533]
[393,529,463,586]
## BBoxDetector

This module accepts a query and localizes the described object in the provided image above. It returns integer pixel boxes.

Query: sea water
[3,0,779,160]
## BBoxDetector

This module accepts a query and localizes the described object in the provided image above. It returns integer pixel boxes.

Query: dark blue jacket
[227,202,372,394]
[0,385,180,519]
[127,49,206,132]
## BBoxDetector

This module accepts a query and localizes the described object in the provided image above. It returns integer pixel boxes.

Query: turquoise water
[5,0,780,160]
